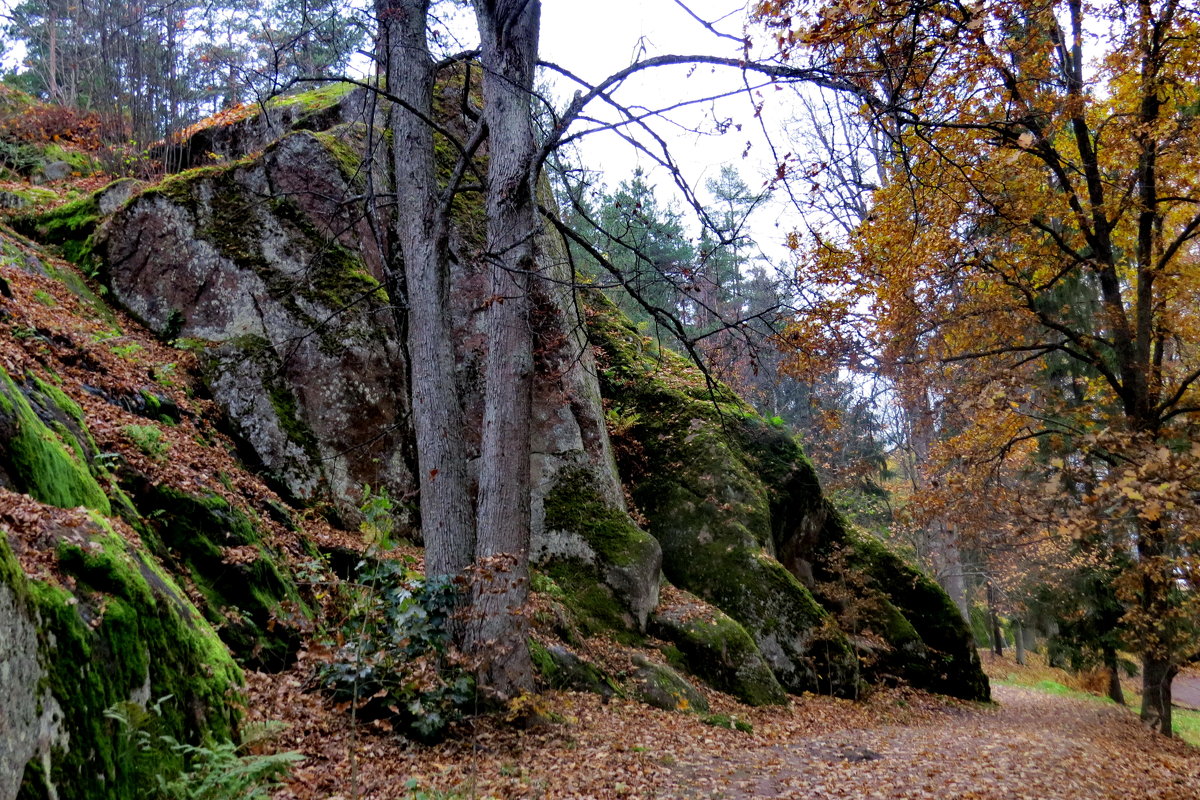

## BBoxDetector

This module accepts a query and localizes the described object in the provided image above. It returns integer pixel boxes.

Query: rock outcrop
[0,367,241,800]
[0,83,989,800]
[94,91,663,630]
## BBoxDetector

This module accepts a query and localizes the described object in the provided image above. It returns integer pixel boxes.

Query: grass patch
[1171,707,1200,746]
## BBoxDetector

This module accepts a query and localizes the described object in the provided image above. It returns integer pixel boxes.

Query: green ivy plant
[313,558,474,742]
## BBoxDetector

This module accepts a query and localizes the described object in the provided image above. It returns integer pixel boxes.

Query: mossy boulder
[152,82,373,171]
[586,289,986,700]
[0,366,111,515]
[528,640,614,696]
[121,481,308,671]
[628,656,709,713]
[539,470,660,630]
[810,518,990,701]
[95,129,415,525]
[6,180,134,268]
[586,291,859,696]
[651,586,786,706]
[1,512,241,800]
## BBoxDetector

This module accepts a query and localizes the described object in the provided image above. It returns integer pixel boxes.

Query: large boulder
[94,94,662,628]
[96,126,416,525]
[1,507,242,800]
[587,292,860,696]
[588,290,989,701]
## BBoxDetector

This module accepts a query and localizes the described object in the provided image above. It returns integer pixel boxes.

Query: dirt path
[262,670,1200,800]
[1174,675,1200,711]
[666,685,1200,799]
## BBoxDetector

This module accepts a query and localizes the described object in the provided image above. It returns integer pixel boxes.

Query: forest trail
[668,684,1200,800]
[261,667,1200,800]
[1174,675,1200,712]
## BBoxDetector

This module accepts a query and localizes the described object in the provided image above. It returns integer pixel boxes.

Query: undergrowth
[106,696,301,799]
[310,486,473,743]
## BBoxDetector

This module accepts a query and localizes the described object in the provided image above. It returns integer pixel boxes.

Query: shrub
[313,559,473,742]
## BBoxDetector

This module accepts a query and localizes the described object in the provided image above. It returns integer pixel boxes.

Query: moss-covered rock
[1,514,241,800]
[651,587,786,706]
[95,129,414,524]
[811,519,990,701]
[121,481,308,670]
[586,291,859,696]
[0,366,111,515]
[628,657,709,713]
[528,640,615,696]
[539,469,660,630]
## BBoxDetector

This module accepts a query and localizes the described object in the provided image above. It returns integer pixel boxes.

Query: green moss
[630,660,709,713]
[10,192,100,266]
[0,185,57,209]
[267,81,355,111]
[543,469,659,569]
[311,128,367,188]
[585,288,859,697]
[527,639,614,695]
[126,484,308,670]
[2,522,240,800]
[0,367,111,514]
[651,593,787,706]
[702,713,753,733]
[542,561,642,646]
[42,144,100,176]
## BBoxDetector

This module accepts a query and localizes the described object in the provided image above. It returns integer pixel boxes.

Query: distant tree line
[2,0,365,144]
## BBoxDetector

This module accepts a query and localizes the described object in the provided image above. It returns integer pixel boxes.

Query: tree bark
[1103,645,1125,706]
[1141,655,1176,736]
[1014,620,1025,666]
[986,580,1003,657]
[465,0,541,698]
[1138,517,1176,734]
[379,0,475,579]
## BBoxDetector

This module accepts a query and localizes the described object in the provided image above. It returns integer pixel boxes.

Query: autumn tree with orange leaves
[755,0,1200,733]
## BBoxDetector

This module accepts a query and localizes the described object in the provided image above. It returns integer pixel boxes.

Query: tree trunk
[986,580,1003,657]
[465,0,541,699]
[47,2,60,104]
[1014,620,1025,666]
[1103,645,1125,706]
[1141,655,1175,736]
[379,0,475,578]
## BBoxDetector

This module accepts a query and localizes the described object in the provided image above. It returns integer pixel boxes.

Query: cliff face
[0,81,987,799]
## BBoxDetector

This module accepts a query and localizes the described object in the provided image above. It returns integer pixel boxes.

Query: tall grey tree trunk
[986,580,1003,657]
[379,0,474,578]
[466,0,540,698]
[1014,620,1025,666]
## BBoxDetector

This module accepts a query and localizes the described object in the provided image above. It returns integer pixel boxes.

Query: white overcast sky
[537,0,804,257]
